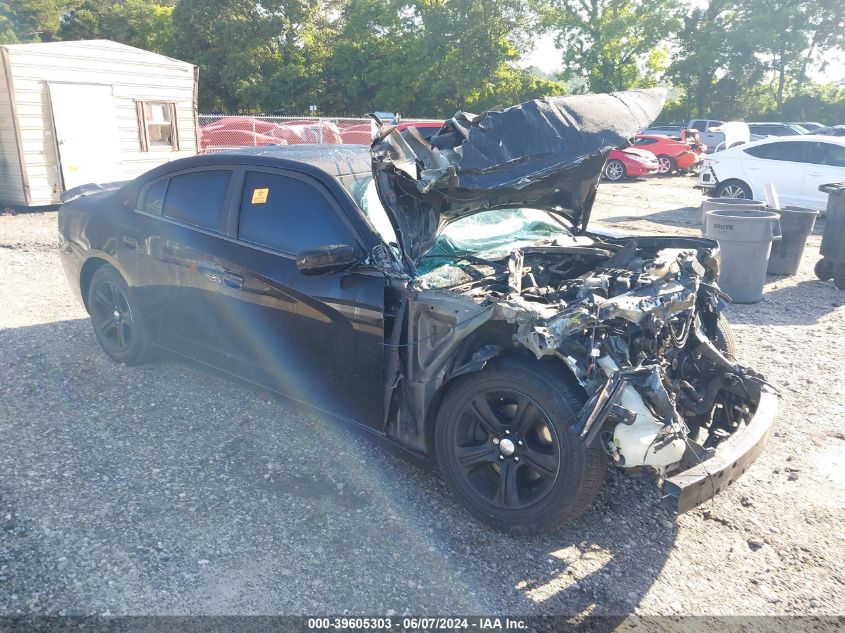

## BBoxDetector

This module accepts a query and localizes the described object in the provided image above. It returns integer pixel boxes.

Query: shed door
[48,83,123,190]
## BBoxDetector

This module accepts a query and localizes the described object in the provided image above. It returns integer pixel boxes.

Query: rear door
[208,168,387,426]
[131,167,240,366]
[801,142,845,210]
[48,83,123,190]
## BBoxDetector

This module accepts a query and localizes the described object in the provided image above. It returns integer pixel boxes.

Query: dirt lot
[0,174,843,617]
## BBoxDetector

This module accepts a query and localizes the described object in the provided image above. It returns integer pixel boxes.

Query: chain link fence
[198,115,375,153]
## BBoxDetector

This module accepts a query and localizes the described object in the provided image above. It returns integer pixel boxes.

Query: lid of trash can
[819,182,845,194]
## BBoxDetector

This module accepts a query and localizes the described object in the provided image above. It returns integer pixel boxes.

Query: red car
[603,147,659,181]
[631,134,704,174]
[394,120,443,140]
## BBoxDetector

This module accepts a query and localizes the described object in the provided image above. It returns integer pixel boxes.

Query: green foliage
[537,0,680,92]
[0,0,843,122]
[0,0,66,43]
[60,0,174,52]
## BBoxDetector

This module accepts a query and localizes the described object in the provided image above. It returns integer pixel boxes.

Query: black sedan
[59,90,777,533]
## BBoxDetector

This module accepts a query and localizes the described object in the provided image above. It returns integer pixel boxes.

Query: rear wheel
[656,154,675,175]
[715,179,752,199]
[604,159,626,181]
[435,356,605,533]
[815,257,834,281]
[87,265,153,365]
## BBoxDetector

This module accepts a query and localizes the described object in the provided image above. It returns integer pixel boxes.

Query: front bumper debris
[661,387,778,514]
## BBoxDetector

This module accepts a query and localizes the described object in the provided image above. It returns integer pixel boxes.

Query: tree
[0,0,67,43]
[741,0,845,112]
[537,0,680,92]
[60,0,174,53]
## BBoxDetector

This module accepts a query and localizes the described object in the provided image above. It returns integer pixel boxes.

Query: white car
[698,135,845,210]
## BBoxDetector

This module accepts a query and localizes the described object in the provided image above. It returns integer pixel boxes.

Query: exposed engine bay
[402,235,773,477]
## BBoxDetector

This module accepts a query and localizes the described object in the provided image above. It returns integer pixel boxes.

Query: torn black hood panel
[371,88,667,266]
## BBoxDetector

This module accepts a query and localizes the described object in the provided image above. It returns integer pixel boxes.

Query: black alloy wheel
[87,265,153,364]
[435,356,605,533]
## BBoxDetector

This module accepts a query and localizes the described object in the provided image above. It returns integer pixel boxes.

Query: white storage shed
[0,39,199,207]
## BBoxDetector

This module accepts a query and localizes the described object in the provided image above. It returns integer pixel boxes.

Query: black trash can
[816,183,845,289]
[767,206,819,276]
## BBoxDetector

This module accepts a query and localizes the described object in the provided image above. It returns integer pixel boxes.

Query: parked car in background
[790,121,824,132]
[816,125,845,137]
[603,147,659,180]
[631,134,704,174]
[394,120,443,140]
[639,123,685,138]
[698,135,845,210]
[747,122,807,137]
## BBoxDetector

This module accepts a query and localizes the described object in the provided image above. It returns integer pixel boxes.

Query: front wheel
[87,265,153,365]
[715,179,752,199]
[435,356,605,533]
[604,159,626,181]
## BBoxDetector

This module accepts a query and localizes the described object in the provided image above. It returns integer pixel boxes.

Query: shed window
[137,101,179,151]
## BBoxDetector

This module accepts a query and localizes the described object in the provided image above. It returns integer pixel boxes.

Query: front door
[48,83,123,190]
[802,142,845,210]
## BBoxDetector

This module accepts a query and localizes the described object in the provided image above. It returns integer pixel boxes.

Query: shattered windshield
[343,174,574,274]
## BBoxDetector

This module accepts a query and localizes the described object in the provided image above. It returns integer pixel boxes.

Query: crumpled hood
[371,88,666,267]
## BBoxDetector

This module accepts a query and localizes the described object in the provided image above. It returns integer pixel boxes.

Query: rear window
[141,179,167,215]
[162,170,232,232]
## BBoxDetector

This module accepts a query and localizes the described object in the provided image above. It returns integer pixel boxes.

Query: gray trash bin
[767,206,819,276]
[816,182,845,289]
[700,197,766,224]
[703,208,782,303]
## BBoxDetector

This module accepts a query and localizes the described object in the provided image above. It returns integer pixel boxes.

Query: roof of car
[138,144,373,184]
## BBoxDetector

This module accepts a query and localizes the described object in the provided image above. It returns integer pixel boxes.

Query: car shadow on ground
[0,317,677,616]
[727,278,843,326]
[597,206,701,233]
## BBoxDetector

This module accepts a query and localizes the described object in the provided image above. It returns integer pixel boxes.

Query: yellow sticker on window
[251,188,269,204]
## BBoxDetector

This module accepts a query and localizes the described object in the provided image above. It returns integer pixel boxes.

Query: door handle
[222,272,244,289]
[122,235,138,249]
[198,262,224,281]
[807,171,823,176]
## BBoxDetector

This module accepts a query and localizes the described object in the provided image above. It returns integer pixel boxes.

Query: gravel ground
[0,174,843,617]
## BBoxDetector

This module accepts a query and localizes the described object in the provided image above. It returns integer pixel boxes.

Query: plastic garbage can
[767,206,819,276]
[703,208,782,303]
[815,183,845,289]
[700,197,766,224]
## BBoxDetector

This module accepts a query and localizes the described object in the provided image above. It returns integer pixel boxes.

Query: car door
[204,167,387,427]
[801,141,845,210]
[131,167,241,367]
[741,141,811,205]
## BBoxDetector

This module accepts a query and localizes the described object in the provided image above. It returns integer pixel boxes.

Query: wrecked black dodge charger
[58,89,777,533]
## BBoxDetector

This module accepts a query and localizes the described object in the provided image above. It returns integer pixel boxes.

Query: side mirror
[296,244,359,275]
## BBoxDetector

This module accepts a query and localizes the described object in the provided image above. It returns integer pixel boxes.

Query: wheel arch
[79,256,111,313]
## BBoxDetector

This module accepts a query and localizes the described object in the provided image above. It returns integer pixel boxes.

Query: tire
[87,265,153,365]
[656,155,676,175]
[435,356,605,533]
[814,258,834,281]
[604,159,626,181]
[714,179,752,199]
[712,313,737,360]
[834,263,845,290]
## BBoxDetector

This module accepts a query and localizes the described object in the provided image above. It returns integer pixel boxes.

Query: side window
[238,171,356,254]
[743,142,810,162]
[136,101,179,151]
[691,121,707,132]
[140,178,167,215]
[821,143,845,168]
[633,138,656,146]
[162,170,232,232]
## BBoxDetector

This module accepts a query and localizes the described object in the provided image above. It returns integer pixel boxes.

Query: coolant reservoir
[648,248,687,279]
[597,356,686,468]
